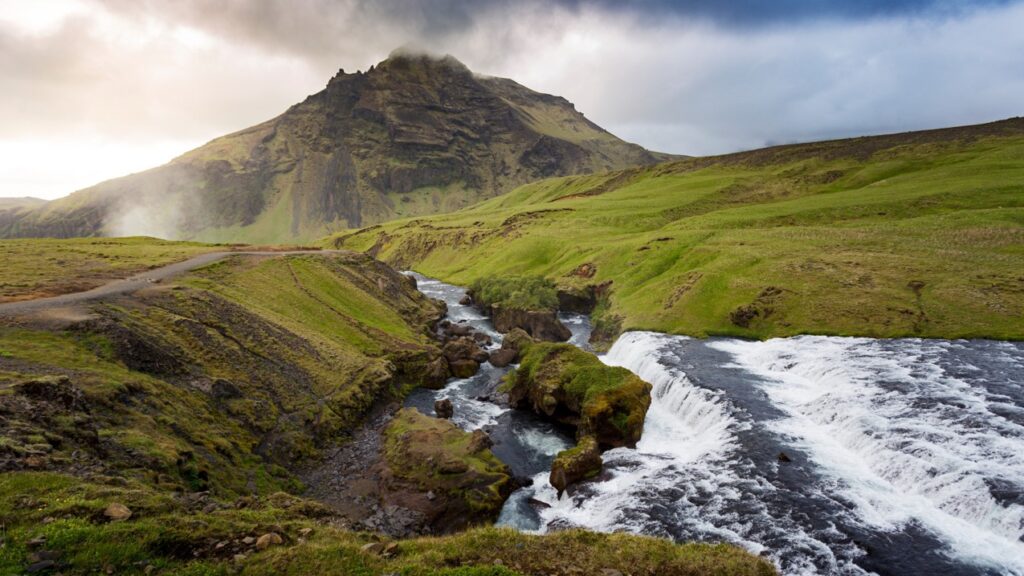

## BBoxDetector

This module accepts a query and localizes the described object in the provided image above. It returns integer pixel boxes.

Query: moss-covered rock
[503,342,651,449]
[550,436,602,498]
[380,408,512,533]
[469,277,571,341]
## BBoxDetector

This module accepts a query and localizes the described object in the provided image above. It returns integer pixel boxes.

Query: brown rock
[466,430,493,453]
[449,359,480,379]
[492,307,571,342]
[434,398,454,419]
[255,532,283,550]
[500,328,534,358]
[361,542,385,555]
[549,436,603,499]
[103,503,132,522]
[423,356,450,389]
[488,348,517,368]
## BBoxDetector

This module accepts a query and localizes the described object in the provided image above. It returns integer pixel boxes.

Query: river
[404,274,1024,576]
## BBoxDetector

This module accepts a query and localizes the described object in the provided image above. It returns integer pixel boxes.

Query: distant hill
[1,51,669,243]
[0,197,45,210]
[334,117,1024,341]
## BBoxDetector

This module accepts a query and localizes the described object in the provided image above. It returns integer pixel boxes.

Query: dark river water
[405,274,1024,576]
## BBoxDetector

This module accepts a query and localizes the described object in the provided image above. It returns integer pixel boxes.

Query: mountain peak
[1,53,664,242]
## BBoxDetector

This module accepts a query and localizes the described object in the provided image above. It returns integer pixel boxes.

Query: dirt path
[0,250,344,317]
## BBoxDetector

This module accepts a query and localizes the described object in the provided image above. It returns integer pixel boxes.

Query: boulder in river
[503,342,651,449]
[550,436,603,498]
[434,398,454,419]
[488,348,517,368]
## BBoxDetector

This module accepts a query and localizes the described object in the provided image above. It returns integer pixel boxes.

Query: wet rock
[466,430,493,453]
[550,436,603,499]
[449,359,480,379]
[423,357,450,389]
[434,398,454,419]
[443,337,482,363]
[777,451,792,463]
[459,294,473,306]
[103,502,132,521]
[255,532,283,550]
[505,342,650,449]
[491,307,571,342]
[488,348,517,368]
[500,328,534,359]
[528,497,551,509]
[472,332,493,346]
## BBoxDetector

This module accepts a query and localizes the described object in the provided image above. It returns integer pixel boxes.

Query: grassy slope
[0,243,770,575]
[0,251,443,496]
[0,237,218,303]
[333,119,1024,340]
[0,473,773,576]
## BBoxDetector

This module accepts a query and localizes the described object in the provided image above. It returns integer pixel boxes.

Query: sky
[2,0,1023,200]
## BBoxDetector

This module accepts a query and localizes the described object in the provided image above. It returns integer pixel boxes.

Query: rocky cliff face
[2,51,667,243]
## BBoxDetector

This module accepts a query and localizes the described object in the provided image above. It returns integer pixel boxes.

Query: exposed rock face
[549,436,602,498]
[2,51,665,242]
[491,306,571,342]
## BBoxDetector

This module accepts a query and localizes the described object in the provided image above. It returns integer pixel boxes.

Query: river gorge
[406,274,1024,576]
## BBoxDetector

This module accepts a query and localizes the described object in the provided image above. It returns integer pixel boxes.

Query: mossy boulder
[502,342,651,449]
[550,436,602,498]
[380,408,512,532]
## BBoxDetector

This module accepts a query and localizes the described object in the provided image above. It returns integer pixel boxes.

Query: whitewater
[407,274,1024,575]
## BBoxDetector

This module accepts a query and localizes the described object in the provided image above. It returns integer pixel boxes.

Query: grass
[0,237,218,303]
[469,276,559,311]
[0,251,443,499]
[331,119,1024,340]
[0,472,775,576]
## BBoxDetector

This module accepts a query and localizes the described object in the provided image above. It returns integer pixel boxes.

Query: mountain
[334,117,1024,342]
[0,51,669,243]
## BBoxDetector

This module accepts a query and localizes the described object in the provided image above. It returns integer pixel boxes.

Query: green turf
[0,472,774,576]
[332,121,1024,340]
[0,237,217,302]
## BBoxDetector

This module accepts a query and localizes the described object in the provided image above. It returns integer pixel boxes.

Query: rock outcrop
[503,342,651,449]
[502,341,652,496]
[379,408,512,533]
[491,306,571,342]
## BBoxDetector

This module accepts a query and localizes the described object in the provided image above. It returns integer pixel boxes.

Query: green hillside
[0,241,770,574]
[333,118,1024,341]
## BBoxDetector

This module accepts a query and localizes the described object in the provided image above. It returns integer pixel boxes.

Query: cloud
[1,0,1023,199]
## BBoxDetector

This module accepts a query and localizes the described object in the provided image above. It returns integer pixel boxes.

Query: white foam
[711,336,1024,575]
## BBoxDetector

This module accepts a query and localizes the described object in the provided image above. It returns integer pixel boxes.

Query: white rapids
[405,274,1024,575]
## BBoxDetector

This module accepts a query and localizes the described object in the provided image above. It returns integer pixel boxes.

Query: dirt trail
[0,250,344,317]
